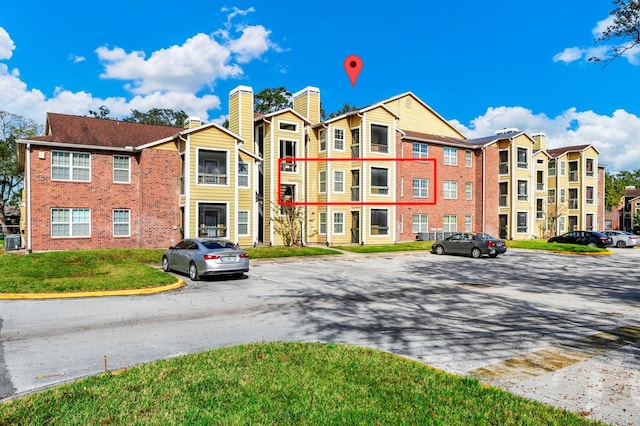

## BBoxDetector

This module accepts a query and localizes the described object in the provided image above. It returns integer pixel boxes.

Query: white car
[602,230,638,248]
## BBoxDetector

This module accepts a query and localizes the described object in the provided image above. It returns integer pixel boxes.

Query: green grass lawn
[0,342,601,425]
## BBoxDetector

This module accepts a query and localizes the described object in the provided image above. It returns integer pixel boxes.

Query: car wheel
[616,241,627,248]
[435,245,445,255]
[189,263,199,281]
[471,247,482,259]
[161,256,170,272]
[588,242,597,248]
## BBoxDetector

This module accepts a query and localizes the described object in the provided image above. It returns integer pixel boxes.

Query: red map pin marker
[344,54,363,87]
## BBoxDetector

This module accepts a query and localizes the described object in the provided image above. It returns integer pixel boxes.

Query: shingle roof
[624,188,640,198]
[26,113,182,149]
[402,130,477,148]
[546,144,592,158]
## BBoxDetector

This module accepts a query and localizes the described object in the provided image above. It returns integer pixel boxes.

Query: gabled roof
[22,113,183,150]
[465,130,529,146]
[402,130,477,149]
[254,108,312,124]
[547,144,599,158]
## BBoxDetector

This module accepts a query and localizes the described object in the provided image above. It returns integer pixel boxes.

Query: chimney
[293,86,321,123]
[531,132,547,151]
[228,85,254,146]
[185,116,201,129]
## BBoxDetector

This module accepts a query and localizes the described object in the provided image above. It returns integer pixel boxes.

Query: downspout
[26,143,32,252]
[264,116,274,245]
[482,145,486,233]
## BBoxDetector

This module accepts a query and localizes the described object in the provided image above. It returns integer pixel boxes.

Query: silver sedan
[602,230,638,248]
[162,238,250,280]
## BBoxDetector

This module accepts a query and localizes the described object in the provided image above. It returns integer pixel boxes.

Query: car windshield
[202,241,238,249]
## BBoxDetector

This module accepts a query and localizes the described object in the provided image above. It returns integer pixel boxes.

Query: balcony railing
[351,186,360,201]
[370,225,389,235]
[569,199,578,209]
[518,194,528,201]
[537,182,544,191]
[371,186,389,195]
[198,173,227,184]
[371,143,388,153]
[198,225,227,238]
[569,171,578,182]
[280,161,297,172]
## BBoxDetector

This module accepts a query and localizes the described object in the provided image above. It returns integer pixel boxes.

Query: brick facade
[26,146,181,251]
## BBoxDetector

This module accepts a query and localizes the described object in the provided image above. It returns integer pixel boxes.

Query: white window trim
[333,170,345,193]
[238,161,250,188]
[238,210,250,236]
[443,214,457,232]
[443,147,458,166]
[51,207,91,238]
[51,151,91,182]
[413,178,429,198]
[370,166,389,197]
[516,211,528,234]
[370,208,389,236]
[465,150,473,167]
[443,181,458,200]
[333,127,346,151]
[465,215,472,232]
[516,147,529,169]
[319,129,327,153]
[113,209,131,237]
[319,170,327,194]
[412,213,428,233]
[278,120,298,133]
[413,142,428,158]
[319,212,327,235]
[113,155,131,184]
[196,148,230,187]
[333,211,345,235]
[279,138,299,174]
[369,122,390,155]
[465,182,473,200]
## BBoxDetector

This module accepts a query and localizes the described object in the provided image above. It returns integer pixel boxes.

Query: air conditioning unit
[4,234,21,251]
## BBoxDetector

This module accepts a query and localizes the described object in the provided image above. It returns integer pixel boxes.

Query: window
[351,128,360,157]
[319,212,327,235]
[586,186,594,204]
[334,128,345,150]
[279,184,296,215]
[238,211,249,235]
[238,162,249,187]
[113,156,130,183]
[536,199,544,219]
[444,181,457,199]
[51,208,90,237]
[52,151,90,181]
[413,143,428,158]
[319,171,327,193]
[371,167,388,195]
[444,147,457,165]
[279,121,297,132]
[333,170,345,193]
[351,169,360,201]
[370,124,388,153]
[280,140,297,172]
[569,188,578,209]
[569,161,578,182]
[559,216,566,232]
[536,170,544,191]
[465,182,473,200]
[586,158,594,177]
[517,147,528,168]
[465,150,473,167]
[333,212,344,234]
[412,214,428,233]
[586,213,594,231]
[319,129,327,152]
[443,215,457,232]
[413,178,428,198]
[198,150,227,184]
[517,212,528,233]
[560,189,566,204]
[517,180,528,201]
[370,209,388,235]
[560,161,566,176]
[113,209,130,237]
[499,150,508,174]
[548,189,556,204]
[465,215,472,232]
[499,182,508,207]
[548,160,556,177]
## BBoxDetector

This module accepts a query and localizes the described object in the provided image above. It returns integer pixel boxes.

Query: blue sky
[1,0,639,171]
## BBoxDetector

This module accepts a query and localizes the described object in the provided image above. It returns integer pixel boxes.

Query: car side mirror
[168,246,175,250]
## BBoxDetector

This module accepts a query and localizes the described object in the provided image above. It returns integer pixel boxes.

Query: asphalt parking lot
[1,247,639,425]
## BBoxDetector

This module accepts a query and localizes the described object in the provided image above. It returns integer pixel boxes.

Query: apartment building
[17,85,603,251]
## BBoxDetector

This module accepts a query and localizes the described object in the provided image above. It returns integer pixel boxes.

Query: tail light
[487,240,496,248]
[203,254,220,260]
[239,253,249,258]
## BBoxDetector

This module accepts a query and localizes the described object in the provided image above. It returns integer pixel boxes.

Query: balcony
[198,173,227,185]
[198,225,227,238]
[371,143,388,154]
[569,199,578,209]
[280,160,297,172]
[569,171,578,182]
[371,186,389,195]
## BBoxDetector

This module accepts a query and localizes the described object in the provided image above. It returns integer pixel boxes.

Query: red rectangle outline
[277,157,437,206]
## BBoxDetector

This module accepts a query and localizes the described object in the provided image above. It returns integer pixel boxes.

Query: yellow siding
[228,94,240,136]
[383,94,465,138]
[150,140,179,152]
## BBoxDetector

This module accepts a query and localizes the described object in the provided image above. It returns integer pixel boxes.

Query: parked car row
[547,230,638,248]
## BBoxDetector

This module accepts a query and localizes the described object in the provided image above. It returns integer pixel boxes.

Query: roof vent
[494,127,519,135]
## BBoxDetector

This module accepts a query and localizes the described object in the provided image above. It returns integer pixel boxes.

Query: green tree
[327,103,359,119]
[0,111,42,233]
[590,0,640,63]
[605,169,640,209]
[123,108,188,127]
[254,87,292,114]
[88,105,113,119]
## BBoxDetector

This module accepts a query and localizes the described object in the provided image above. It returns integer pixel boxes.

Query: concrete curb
[0,279,185,300]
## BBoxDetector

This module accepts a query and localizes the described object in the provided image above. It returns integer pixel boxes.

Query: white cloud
[553,47,584,63]
[451,106,640,172]
[0,7,283,124]
[592,15,615,38]
[0,27,14,60]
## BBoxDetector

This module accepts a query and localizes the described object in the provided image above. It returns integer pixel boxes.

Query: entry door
[499,215,508,239]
